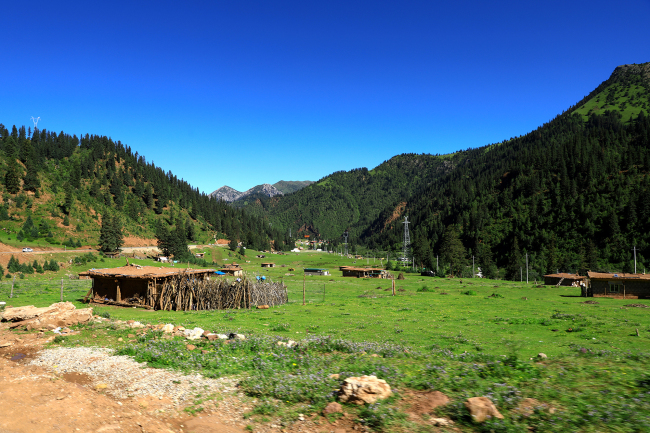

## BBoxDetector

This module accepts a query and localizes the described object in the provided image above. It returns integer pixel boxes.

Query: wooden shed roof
[79,265,214,279]
[587,272,650,280]
[543,273,584,280]
[342,267,386,272]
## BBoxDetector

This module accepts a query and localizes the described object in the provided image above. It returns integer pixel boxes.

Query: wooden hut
[219,264,243,276]
[543,273,585,286]
[261,263,275,268]
[304,268,330,276]
[341,267,389,278]
[79,265,214,308]
[587,272,650,299]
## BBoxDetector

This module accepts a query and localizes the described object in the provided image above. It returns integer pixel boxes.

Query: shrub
[462,290,477,296]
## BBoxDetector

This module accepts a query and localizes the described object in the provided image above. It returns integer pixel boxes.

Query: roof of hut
[543,273,584,280]
[587,271,650,280]
[79,265,214,279]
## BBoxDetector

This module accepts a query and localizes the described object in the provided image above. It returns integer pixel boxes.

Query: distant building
[261,263,275,268]
[543,273,584,286]
[341,267,389,279]
[587,272,650,299]
[219,264,243,276]
[304,268,330,276]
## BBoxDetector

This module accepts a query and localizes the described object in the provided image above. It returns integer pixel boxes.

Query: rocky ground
[0,305,387,433]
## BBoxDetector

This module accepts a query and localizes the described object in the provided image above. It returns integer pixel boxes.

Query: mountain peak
[208,185,242,202]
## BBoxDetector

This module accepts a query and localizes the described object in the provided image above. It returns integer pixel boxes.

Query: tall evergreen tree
[440,226,466,276]
[98,213,124,253]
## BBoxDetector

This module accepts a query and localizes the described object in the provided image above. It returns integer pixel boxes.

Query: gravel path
[29,346,238,405]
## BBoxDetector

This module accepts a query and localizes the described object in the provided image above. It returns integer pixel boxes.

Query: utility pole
[436,255,439,273]
[526,253,529,284]
[520,267,522,282]
[633,246,637,274]
[472,255,475,278]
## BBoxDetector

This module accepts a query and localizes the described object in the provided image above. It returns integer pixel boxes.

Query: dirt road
[0,325,247,433]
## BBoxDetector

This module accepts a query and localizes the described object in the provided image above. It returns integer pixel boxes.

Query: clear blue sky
[1,1,649,193]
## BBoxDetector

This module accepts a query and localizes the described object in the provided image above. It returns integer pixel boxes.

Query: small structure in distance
[543,273,584,287]
[341,266,390,279]
[304,268,330,276]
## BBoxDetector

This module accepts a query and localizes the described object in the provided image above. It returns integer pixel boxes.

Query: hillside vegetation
[0,127,290,253]
[243,62,650,278]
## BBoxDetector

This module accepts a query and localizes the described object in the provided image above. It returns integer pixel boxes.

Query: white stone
[184,327,205,340]
[162,324,174,333]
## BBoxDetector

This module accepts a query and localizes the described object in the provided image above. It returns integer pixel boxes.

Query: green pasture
[5,249,650,431]
[5,248,649,358]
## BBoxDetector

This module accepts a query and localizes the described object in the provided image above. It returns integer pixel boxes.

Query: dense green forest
[245,62,650,278]
[240,153,457,242]
[0,125,291,254]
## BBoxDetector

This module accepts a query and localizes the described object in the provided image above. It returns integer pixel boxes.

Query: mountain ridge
[208,180,313,202]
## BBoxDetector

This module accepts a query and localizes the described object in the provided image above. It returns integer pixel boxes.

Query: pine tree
[22,163,40,193]
[3,137,21,194]
[440,226,467,276]
[98,213,124,253]
[155,220,171,258]
[229,235,238,251]
[63,183,74,215]
[155,197,164,215]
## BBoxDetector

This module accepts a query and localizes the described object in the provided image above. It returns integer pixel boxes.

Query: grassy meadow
[3,248,650,432]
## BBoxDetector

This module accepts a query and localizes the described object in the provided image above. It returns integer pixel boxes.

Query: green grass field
[4,248,650,432]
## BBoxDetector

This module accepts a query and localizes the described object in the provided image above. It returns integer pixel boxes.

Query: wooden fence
[157,275,288,311]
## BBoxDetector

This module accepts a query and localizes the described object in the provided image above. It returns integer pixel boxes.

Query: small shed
[103,251,121,259]
[587,272,650,299]
[219,264,243,276]
[304,268,330,276]
[341,267,389,279]
[261,263,275,268]
[543,273,585,286]
[79,265,214,308]
[195,252,205,258]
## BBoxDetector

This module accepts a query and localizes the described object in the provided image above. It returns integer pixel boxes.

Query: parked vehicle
[22,247,33,252]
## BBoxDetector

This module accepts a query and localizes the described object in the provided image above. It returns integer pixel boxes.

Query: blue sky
[1,1,649,193]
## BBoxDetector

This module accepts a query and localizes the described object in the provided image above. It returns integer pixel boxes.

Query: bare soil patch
[0,325,249,433]
[123,236,158,247]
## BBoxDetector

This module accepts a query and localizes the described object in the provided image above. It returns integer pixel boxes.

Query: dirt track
[0,326,246,433]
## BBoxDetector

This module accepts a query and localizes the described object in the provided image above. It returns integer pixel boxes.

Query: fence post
[303,275,306,306]
[60,278,64,302]
[10,275,15,298]
[323,284,325,303]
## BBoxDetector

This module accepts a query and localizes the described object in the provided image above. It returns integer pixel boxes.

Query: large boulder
[464,397,504,422]
[1,302,93,330]
[338,375,392,405]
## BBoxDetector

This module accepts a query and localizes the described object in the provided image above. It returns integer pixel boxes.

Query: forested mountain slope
[240,153,461,242]
[366,62,650,278]
[0,126,289,252]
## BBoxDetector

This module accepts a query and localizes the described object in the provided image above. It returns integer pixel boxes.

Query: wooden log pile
[157,274,288,311]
